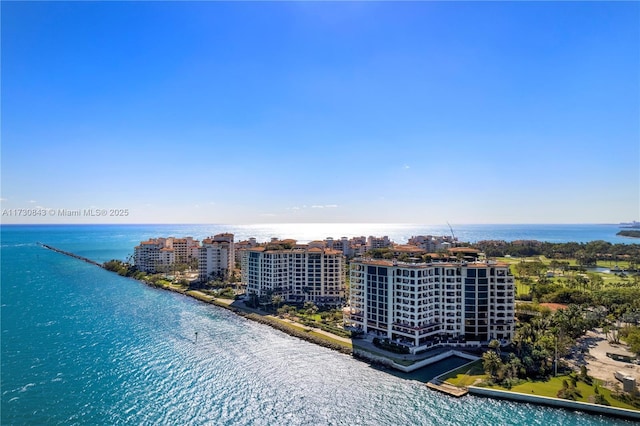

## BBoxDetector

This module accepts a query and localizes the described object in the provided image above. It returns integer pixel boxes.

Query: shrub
[372,338,410,354]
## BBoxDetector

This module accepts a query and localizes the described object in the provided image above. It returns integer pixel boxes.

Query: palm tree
[303,301,318,317]
[271,295,284,312]
[482,350,502,379]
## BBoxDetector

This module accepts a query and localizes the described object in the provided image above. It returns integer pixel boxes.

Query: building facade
[348,259,514,353]
[243,242,345,306]
[168,237,199,264]
[134,238,166,273]
[134,237,203,274]
[407,235,457,252]
[198,233,235,282]
[366,236,391,251]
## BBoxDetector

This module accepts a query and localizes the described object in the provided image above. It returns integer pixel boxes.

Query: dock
[426,380,468,397]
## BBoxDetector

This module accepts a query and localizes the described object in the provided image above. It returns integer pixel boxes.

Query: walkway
[215,299,353,345]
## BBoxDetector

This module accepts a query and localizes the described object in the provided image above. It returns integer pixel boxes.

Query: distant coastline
[617,230,640,239]
[619,221,640,229]
[5,223,639,246]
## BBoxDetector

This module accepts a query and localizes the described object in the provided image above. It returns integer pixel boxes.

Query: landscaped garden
[441,360,639,411]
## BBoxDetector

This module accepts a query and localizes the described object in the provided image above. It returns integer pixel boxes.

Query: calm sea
[1,224,637,425]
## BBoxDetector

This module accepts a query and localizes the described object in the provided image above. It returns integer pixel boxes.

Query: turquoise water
[2,225,636,425]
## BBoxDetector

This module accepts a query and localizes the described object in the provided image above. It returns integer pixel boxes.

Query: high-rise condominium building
[134,238,166,273]
[349,259,514,354]
[243,241,345,306]
[199,233,235,282]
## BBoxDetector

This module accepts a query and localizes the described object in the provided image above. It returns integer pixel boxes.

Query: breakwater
[38,242,104,267]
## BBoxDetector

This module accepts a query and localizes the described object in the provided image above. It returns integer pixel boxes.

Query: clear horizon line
[0,221,632,226]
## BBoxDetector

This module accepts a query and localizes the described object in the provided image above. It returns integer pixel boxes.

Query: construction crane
[446,222,456,241]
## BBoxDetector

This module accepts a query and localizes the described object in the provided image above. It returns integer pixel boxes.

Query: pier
[426,379,468,397]
[37,243,104,268]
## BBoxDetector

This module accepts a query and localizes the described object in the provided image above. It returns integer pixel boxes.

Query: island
[40,233,640,420]
[618,230,640,239]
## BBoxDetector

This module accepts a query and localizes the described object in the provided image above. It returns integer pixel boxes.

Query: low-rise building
[408,235,457,252]
[367,235,392,251]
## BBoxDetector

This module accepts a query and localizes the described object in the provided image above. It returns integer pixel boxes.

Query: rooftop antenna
[447,222,456,241]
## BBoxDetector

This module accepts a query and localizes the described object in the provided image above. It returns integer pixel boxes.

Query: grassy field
[492,255,636,301]
[495,256,633,270]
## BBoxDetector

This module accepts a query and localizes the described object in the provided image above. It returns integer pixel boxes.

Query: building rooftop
[448,247,480,254]
[246,246,342,255]
[353,258,509,268]
[392,244,426,253]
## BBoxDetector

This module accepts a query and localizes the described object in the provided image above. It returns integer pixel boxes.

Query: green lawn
[185,290,215,303]
[514,281,531,298]
[307,330,353,349]
[485,376,638,411]
[597,259,632,270]
[442,360,486,387]
[442,364,639,411]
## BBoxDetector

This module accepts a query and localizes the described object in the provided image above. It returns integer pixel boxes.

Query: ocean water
[1,224,637,425]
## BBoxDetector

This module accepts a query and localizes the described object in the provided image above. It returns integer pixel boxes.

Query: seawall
[468,386,640,421]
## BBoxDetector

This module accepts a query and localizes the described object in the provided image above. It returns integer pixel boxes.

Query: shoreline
[122,273,355,355]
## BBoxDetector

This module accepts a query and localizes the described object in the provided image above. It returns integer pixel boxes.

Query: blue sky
[2,1,638,224]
